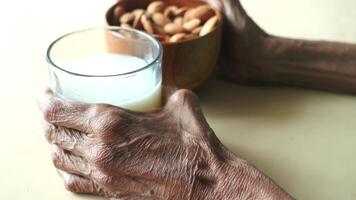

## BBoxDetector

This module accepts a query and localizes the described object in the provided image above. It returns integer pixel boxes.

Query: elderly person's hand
[38,88,294,199]
[205,0,356,93]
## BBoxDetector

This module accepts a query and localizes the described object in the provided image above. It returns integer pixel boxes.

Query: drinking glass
[46,27,162,111]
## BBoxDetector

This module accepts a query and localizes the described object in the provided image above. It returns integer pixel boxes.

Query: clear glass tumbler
[46,27,162,112]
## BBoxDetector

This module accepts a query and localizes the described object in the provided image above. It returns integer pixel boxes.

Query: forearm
[255,36,356,93]
[208,161,294,200]
[217,0,356,93]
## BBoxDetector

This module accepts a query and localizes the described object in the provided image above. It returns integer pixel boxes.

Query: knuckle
[89,104,124,135]
[43,123,56,142]
[169,89,199,106]
[95,173,114,188]
[51,147,65,170]
[90,104,113,118]
[52,152,62,169]
[64,176,80,193]
[91,146,115,173]
[178,89,196,97]
[43,100,62,122]
[168,89,202,120]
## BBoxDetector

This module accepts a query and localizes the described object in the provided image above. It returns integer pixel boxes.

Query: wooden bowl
[105,0,222,90]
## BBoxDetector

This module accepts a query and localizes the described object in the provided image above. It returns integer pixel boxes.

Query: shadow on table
[196,76,328,122]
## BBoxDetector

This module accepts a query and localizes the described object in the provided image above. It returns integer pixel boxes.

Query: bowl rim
[105,1,222,45]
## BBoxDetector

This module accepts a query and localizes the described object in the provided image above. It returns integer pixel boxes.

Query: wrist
[210,158,295,200]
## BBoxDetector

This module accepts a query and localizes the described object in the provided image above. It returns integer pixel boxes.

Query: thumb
[165,89,211,138]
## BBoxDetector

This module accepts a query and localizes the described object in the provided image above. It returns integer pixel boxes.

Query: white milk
[49,54,162,112]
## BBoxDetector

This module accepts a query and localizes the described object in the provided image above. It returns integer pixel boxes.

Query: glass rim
[46,26,163,77]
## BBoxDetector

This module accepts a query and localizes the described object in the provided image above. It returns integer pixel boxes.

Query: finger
[51,145,91,177]
[37,88,92,132]
[57,169,99,194]
[165,89,210,137]
[165,89,202,115]
[37,87,119,135]
[42,120,88,155]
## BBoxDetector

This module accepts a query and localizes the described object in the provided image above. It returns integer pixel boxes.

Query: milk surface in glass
[50,53,161,112]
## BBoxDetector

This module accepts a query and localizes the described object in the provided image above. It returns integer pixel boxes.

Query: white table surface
[0,0,355,199]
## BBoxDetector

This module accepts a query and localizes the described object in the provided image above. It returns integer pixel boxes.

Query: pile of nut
[113,1,219,43]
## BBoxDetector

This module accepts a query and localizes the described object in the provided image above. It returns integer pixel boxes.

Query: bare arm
[214,162,294,200]
[259,37,356,93]
[214,0,356,94]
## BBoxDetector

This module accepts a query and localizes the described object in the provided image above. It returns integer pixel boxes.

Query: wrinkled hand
[203,0,268,82]
[205,0,356,93]
[38,88,293,199]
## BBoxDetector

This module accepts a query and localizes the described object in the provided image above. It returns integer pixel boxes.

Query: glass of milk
[46,27,162,112]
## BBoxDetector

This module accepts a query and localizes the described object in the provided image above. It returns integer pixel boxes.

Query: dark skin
[39,88,294,199]
[210,0,356,93]
[39,0,356,199]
